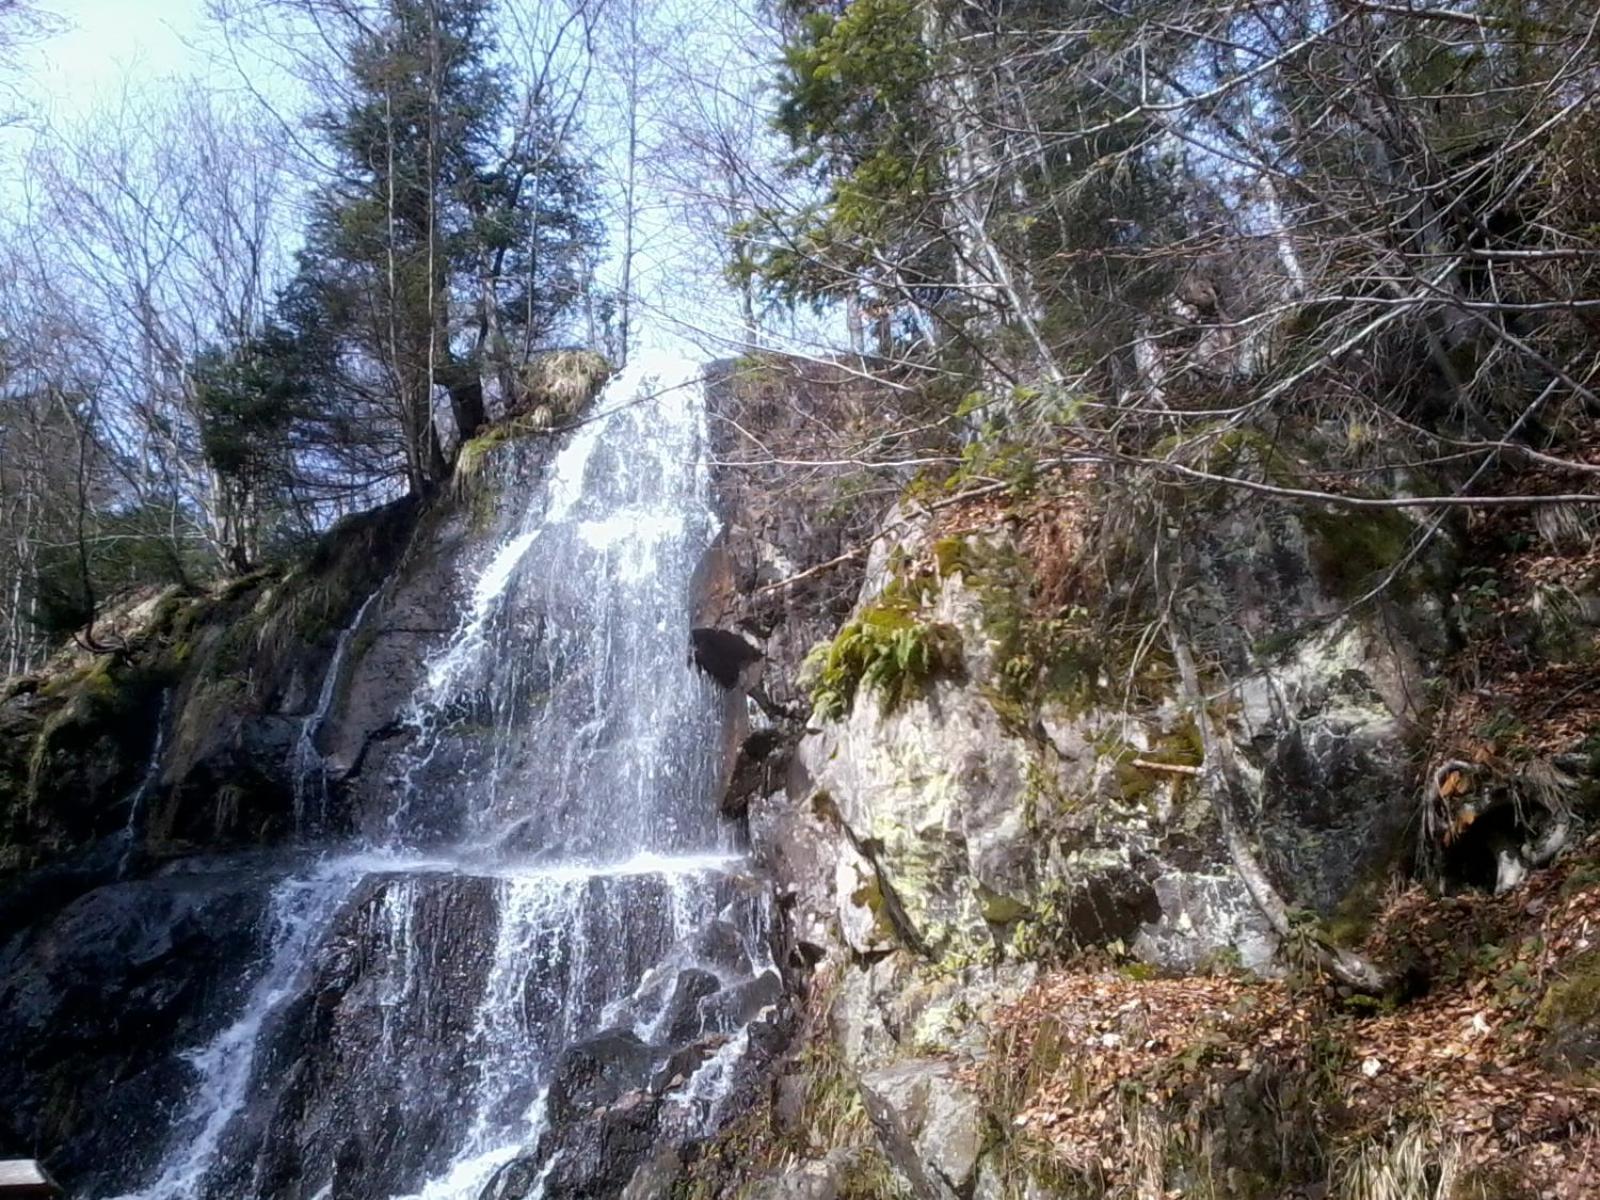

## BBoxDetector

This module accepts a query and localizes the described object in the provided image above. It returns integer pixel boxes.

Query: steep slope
[690,356,1600,1200]
[3,350,1597,1200]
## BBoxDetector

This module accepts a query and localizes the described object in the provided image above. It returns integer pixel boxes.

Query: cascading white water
[105,351,775,1200]
[291,586,386,832]
[111,864,367,1200]
[390,350,730,860]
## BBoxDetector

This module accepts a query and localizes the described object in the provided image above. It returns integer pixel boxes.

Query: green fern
[805,600,961,722]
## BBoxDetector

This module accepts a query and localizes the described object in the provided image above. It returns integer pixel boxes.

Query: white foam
[423,531,538,698]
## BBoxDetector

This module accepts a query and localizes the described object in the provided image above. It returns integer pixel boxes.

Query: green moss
[932,535,974,578]
[1095,720,1202,808]
[977,883,1032,925]
[455,428,508,490]
[1536,948,1600,1077]
[22,653,167,823]
[1151,423,1303,492]
[1302,507,1421,600]
[943,434,1041,498]
[38,665,94,699]
[984,686,1037,737]
[1207,426,1303,487]
[936,533,1109,716]
[1559,864,1600,899]
[1009,881,1082,963]
[1021,753,1068,831]
[219,566,281,601]
[849,871,901,945]
[207,606,266,682]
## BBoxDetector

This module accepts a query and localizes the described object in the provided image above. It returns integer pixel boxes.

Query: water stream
[105,352,774,1199]
[291,585,385,833]
[117,690,171,877]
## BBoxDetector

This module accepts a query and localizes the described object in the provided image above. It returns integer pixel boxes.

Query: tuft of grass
[1332,1122,1462,1200]
[517,349,610,419]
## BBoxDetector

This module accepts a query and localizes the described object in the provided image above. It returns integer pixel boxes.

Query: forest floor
[976,834,1600,1199]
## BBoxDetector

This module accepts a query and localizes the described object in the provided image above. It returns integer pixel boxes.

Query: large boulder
[780,497,1449,973]
[858,1059,983,1200]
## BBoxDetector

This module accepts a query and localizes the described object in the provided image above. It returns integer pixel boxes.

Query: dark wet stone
[548,1030,660,1123]
[689,918,755,979]
[690,627,763,690]
[657,968,722,1045]
[523,1089,666,1200]
[699,969,783,1035]
[0,867,274,1194]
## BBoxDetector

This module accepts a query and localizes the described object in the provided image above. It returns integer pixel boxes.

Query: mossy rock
[1302,506,1422,600]
[515,349,611,420]
[2,655,168,872]
[1536,948,1600,1077]
[805,599,962,721]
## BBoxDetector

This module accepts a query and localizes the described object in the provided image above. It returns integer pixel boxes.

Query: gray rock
[859,1059,983,1200]
[801,676,1036,957]
[1135,871,1279,974]
[745,1149,867,1200]
[620,1146,683,1200]
[772,1071,811,1139]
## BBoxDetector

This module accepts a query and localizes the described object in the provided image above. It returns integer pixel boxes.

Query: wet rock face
[231,873,505,1199]
[691,627,764,691]
[0,865,275,1184]
[549,1030,660,1122]
[498,1005,791,1200]
[0,498,425,891]
[3,366,801,1199]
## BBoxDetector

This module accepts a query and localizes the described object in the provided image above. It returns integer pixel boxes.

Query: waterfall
[105,351,775,1200]
[291,585,386,834]
[117,689,171,877]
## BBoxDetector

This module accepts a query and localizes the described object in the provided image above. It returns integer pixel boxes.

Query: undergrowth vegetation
[975,837,1600,1199]
[804,598,962,722]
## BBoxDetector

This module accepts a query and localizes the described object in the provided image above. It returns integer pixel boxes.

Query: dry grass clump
[516,349,610,424]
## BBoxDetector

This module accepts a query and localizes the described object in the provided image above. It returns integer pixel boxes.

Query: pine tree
[302,0,598,495]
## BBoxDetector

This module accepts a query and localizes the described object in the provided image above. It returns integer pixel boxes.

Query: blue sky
[3,0,825,358]
[14,1,216,114]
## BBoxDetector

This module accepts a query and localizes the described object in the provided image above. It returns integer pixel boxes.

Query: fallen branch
[1129,758,1204,776]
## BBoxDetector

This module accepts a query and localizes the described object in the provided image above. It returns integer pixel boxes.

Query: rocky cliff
[687,358,1600,1200]
[1,353,1597,1199]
